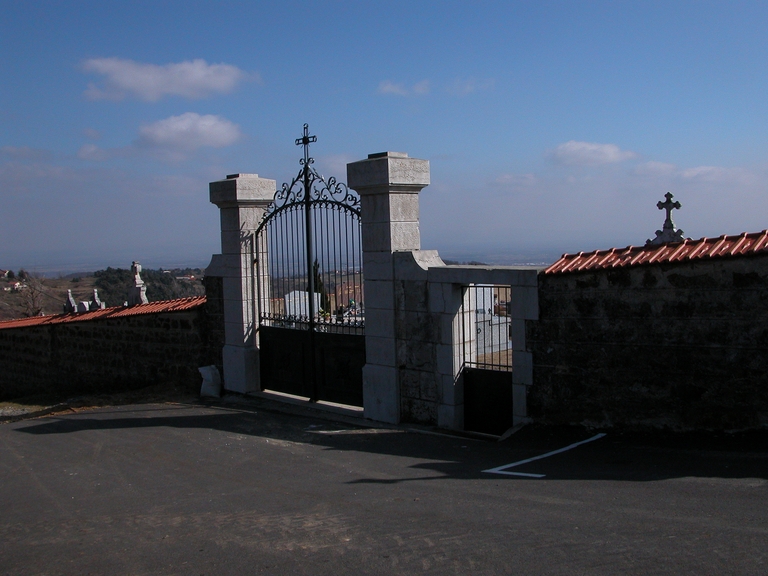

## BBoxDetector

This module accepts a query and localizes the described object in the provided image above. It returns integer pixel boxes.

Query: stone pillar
[208,173,275,394]
[347,152,430,423]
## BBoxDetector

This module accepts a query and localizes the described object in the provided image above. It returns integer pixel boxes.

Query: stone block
[512,350,533,385]
[428,282,447,313]
[364,308,395,339]
[508,286,539,320]
[365,280,394,309]
[362,364,399,423]
[420,371,437,402]
[399,369,421,399]
[365,336,396,365]
[513,383,528,424]
[362,251,393,281]
[389,193,420,222]
[222,344,259,394]
[438,403,464,430]
[393,250,443,280]
[362,222,393,252]
[440,372,463,405]
[391,222,421,251]
[224,319,254,347]
[510,318,526,350]
[220,230,256,257]
[400,396,437,424]
[428,266,540,287]
[210,174,276,208]
[435,343,454,375]
[403,281,429,312]
[347,152,430,192]
[360,194,392,224]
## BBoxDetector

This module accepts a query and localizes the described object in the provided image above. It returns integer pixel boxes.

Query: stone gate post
[208,173,275,394]
[347,152,430,423]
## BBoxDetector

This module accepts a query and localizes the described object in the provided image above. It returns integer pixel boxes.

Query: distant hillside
[93,267,205,307]
[0,267,205,321]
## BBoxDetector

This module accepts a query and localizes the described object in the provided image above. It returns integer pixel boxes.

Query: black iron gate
[460,285,514,435]
[255,125,365,406]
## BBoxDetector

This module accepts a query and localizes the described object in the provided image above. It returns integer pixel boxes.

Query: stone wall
[0,302,221,401]
[527,255,768,430]
[202,275,225,377]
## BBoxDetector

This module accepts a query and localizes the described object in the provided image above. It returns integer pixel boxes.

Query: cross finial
[657,192,681,229]
[295,123,316,167]
[647,192,685,245]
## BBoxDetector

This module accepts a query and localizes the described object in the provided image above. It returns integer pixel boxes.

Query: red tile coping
[0,296,206,330]
[545,230,768,275]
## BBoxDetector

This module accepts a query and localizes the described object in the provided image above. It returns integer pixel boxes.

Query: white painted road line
[483,433,607,478]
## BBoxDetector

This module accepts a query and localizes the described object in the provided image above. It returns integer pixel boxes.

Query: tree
[20,275,45,317]
[311,259,331,313]
[6,270,14,280]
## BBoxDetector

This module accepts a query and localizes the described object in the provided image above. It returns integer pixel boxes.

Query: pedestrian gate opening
[255,125,365,407]
[460,285,513,435]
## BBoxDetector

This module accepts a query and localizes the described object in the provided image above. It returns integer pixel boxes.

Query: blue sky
[2,1,768,272]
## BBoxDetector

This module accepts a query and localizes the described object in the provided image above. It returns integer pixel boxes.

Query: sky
[2,1,768,273]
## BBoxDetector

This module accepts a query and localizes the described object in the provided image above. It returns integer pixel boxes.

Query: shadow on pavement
[12,401,768,484]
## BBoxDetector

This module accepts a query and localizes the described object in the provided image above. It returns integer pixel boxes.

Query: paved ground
[1,397,767,575]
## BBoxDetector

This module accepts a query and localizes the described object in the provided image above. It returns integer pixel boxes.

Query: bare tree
[20,275,46,317]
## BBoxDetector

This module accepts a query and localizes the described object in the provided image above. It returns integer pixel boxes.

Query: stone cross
[647,192,685,245]
[658,192,681,229]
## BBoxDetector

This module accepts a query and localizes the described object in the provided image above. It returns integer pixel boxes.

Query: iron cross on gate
[295,123,317,166]
[657,192,681,228]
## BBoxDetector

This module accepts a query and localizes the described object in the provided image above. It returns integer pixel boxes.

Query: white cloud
[494,173,537,186]
[83,58,251,101]
[449,77,495,96]
[137,113,242,150]
[634,161,677,176]
[76,113,242,163]
[550,140,637,166]
[77,144,112,161]
[680,165,754,183]
[377,79,430,96]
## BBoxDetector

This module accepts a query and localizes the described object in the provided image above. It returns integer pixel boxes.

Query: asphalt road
[1,399,767,575]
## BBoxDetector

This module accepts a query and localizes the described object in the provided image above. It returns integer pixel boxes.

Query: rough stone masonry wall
[527,255,768,430]
[0,307,217,401]
[394,275,439,424]
[202,275,225,377]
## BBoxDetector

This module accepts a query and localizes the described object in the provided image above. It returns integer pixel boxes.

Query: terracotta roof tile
[0,296,206,330]
[545,230,768,275]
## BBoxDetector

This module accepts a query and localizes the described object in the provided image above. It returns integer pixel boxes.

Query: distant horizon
[1,245,561,278]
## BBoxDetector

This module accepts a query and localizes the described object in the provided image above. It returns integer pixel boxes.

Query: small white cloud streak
[449,77,495,96]
[551,141,637,166]
[83,58,251,101]
[495,173,537,186]
[634,161,677,176]
[377,79,430,96]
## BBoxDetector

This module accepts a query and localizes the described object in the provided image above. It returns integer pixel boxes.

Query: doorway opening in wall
[460,285,514,435]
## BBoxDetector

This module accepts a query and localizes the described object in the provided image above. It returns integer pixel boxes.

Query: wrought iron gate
[460,284,514,435]
[254,125,365,406]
